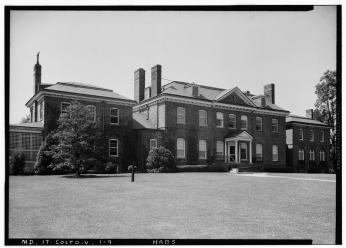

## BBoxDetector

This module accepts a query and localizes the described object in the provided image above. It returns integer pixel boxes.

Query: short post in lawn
[131,164,135,182]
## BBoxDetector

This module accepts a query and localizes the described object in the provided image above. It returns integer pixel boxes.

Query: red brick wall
[287,123,330,171]
[42,95,135,171]
[163,101,287,166]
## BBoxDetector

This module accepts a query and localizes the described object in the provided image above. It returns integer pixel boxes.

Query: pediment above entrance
[225,130,253,140]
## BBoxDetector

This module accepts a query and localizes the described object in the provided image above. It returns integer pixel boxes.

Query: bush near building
[146,146,176,173]
[11,150,26,175]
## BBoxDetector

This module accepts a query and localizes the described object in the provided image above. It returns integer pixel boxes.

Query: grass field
[9,172,336,244]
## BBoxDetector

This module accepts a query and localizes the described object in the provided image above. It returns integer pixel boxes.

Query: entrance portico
[224,131,253,164]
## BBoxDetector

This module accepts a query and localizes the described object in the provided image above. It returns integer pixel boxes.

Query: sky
[9,6,336,123]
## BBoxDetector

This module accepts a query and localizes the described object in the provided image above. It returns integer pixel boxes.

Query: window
[216,141,224,160]
[86,105,96,122]
[241,115,247,130]
[199,140,207,159]
[61,102,71,116]
[110,108,119,124]
[216,112,224,128]
[256,143,263,162]
[298,148,305,161]
[272,145,278,161]
[309,130,314,141]
[240,143,247,160]
[319,149,325,162]
[299,128,304,141]
[255,117,262,131]
[228,114,236,129]
[177,107,185,124]
[150,139,157,149]
[272,119,278,132]
[199,110,208,126]
[109,139,119,157]
[320,130,324,142]
[309,149,315,161]
[39,101,44,121]
[177,138,185,159]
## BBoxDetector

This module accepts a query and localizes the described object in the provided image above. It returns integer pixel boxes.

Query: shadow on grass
[60,174,130,179]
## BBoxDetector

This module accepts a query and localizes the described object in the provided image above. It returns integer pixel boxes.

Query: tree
[50,101,105,177]
[314,70,336,163]
[11,150,25,175]
[20,114,31,123]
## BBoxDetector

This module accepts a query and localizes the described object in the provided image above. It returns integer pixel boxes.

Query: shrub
[34,133,60,175]
[12,150,25,175]
[146,146,176,173]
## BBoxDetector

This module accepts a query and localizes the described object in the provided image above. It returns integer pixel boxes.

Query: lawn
[9,172,336,244]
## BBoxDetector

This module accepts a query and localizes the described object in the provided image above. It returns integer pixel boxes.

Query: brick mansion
[9,55,331,173]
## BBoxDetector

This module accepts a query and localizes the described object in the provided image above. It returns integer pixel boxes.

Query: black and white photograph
[5,4,341,245]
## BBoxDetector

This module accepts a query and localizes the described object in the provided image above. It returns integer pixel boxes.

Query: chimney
[264,83,275,104]
[34,52,41,94]
[134,68,145,102]
[306,109,314,119]
[261,96,266,107]
[192,83,199,98]
[144,87,151,99]
[151,65,162,97]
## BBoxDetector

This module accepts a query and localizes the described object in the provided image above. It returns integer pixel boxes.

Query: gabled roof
[286,115,329,127]
[225,130,253,139]
[133,112,157,129]
[214,87,257,107]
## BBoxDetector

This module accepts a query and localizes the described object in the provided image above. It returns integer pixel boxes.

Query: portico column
[249,140,253,164]
[224,141,227,163]
[235,140,238,163]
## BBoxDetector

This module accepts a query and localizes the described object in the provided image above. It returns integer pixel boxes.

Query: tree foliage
[146,146,176,173]
[20,114,31,123]
[314,70,336,159]
[50,101,105,176]
[34,133,61,175]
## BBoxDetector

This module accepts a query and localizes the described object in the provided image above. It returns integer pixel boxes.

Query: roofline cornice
[134,94,290,116]
[26,90,136,107]
[286,121,332,128]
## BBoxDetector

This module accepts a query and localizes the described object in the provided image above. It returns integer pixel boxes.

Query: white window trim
[255,117,262,131]
[228,114,236,129]
[110,108,119,125]
[216,112,224,128]
[177,138,186,159]
[150,139,157,149]
[256,143,263,160]
[320,131,324,142]
[61,102,71,115]
[319,150,325,162]
[309,149,315,161]
[272,145,278,162]
[240,142,248,161]
[241,115,248,130]
[109,139,119,157]
[272,119,279,132]
[177,107,186,124]
[199,110,208,127]
[198,140,207,159]
[298,148,305,161]
[86,105,96,123]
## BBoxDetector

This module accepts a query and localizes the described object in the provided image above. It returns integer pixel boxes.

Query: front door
[228,144,236,163]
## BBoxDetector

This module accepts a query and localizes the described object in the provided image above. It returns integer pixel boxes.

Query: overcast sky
[9,6,336,123]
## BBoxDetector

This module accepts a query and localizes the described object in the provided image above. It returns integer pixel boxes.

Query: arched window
[309,149,315,161]
[298,148,305,161]
[177,138,185,159]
